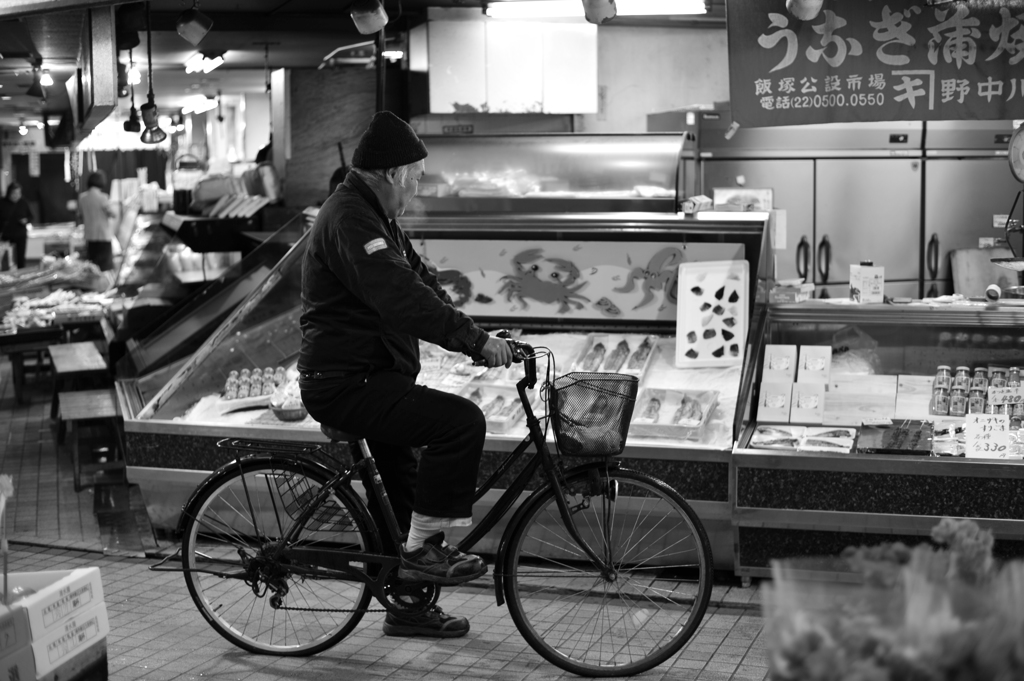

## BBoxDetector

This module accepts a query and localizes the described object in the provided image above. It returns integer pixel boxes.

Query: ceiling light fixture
[141,1,167,144]
[350,0,388,35]
[180,94,218,115]
[25,68,44,99]
[184,52,224,74]
[176,0,213,46]
[127,49,141,85]
[381,50,404,62]
[484,0,706,19]
[40,69,53,87]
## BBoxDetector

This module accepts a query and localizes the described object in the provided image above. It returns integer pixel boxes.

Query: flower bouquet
[764,518,1024,680]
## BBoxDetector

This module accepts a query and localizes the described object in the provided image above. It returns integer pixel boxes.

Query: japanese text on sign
[729,2,1024,126]
[964,413,1011,458]
[987,386,1024,406]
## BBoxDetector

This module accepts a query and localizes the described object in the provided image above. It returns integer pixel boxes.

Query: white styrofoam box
[0,644,35,681]
[797,345,832,384]
[6,568,104,641]
[30,602,108,677]
[762,345,798,383]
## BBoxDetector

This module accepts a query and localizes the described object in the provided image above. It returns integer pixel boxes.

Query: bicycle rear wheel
[181,457,376,655]
[503,466,712,677]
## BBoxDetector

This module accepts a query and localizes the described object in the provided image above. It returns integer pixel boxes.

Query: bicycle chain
[277,604,387,614]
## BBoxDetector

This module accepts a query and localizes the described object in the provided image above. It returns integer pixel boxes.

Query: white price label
[987,386,1024,406]
[965,413,1011,458]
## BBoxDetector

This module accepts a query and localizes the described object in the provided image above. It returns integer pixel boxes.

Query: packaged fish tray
[570,334,659,379]
[749,425,857,452]
[461,384,540,434]
[630,388,718,441]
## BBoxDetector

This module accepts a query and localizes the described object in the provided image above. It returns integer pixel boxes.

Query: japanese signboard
[728,1,1024,127]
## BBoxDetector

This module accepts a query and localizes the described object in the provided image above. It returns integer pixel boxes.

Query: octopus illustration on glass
[613,246,684,310]
[497,248,590,314]
[675,260,749,368]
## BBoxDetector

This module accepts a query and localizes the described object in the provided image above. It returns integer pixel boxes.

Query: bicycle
[169,337,713,677]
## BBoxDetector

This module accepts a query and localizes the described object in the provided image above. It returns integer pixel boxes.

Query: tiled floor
[0,356,771,680]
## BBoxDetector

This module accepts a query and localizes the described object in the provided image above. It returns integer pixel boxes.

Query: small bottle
[971,368,989,392]
[990,367,1008,389]
[952,367,972,391]
[954,331,970,348]
[937,331,953,348]
[949,388,968,417]
[984,400,999,414]
[228,370,239,381]
[930,388,951,416]
[1013,402,1024,420]
[240,368,251,380]
[1009,367,1022,387]
[968,389,987,414]
[999,402,1012,416]
[933,365,952,391]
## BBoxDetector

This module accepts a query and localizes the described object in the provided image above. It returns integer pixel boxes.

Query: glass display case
[119,212,771,566]
[413,134,684,214]
[732,301,1024,580]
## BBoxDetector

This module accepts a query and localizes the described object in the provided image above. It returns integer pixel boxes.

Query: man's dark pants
[300,371,486,555]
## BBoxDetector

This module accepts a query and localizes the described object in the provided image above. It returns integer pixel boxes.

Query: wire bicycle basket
[549,372,638,457]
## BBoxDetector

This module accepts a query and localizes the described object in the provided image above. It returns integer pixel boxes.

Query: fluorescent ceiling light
[127,63,142,85]
[40,69,53,87]
[185,53,224,74]
[181,94,218,114]
[381,50,404,62]
[485,0,706,19]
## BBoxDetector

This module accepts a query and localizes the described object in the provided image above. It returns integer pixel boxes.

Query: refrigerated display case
[732,300,1024,581]
[413,133,686,214]
[117,211,772,568]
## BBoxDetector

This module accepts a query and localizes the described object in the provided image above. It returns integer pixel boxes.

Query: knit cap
[352,111,428,170]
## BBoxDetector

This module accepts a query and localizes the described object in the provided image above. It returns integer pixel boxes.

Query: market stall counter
[733,299,1024,582]
[118,211,772,568]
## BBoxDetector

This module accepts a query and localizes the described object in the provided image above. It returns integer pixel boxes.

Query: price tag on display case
[965,414,1011,458]
[987,387,1024,406]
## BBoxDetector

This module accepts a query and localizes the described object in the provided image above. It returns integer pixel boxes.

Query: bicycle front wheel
[503,466,713,677]
[181,457,376,655]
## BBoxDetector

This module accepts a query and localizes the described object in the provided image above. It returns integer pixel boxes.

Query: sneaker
[398,532,488,585]
[382,604,470,638]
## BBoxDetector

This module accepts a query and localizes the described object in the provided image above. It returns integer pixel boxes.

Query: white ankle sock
[404,517,438,552]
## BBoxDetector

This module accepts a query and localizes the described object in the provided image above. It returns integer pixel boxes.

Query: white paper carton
[0,644,35,681]
[30,603,108,677]
[0,604,31,658]
[5,568,104,641]
[850,264,885,303]
[797,346,832,383]
[762,345,797,383]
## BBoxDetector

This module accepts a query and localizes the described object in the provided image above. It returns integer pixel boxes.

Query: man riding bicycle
[298,111,513,638]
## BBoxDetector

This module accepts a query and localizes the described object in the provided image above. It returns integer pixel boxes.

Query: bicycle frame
[173,346,620,611]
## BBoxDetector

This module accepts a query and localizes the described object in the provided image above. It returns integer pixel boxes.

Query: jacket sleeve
[330,211,488,356]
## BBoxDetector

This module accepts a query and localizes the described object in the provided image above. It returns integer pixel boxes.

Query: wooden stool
[48,341,109,420]
[0,328,62,404]
[58,388,123,492]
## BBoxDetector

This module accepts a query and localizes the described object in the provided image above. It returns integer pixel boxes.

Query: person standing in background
[78,171,117,271]
[0,183,35,269]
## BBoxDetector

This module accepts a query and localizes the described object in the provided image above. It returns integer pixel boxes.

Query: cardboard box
[850,264,885,303]
[790,383,826,424]
[0,644,36,681]
[759,382,793,423]
[798,346,832,383]
[769,283,814,304]
[30,603,108,677]
[762,345,797,383]
[4,569,104,641]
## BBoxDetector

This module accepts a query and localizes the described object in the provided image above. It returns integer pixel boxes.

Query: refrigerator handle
[927,234,940,280]
[817,235,831,282]
[796,237,810,280]
[927,282,939,298]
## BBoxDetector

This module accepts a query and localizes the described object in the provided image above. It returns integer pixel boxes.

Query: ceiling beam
[147,11,426,34]
[0,0,114,20]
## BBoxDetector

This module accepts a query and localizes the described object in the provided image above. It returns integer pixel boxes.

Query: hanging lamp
[140,1,167,144]
[124,49,142,133]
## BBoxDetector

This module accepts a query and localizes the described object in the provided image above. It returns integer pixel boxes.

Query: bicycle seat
[320,424,361,442]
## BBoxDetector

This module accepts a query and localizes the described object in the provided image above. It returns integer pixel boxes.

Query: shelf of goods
[116,211,771,566]
[733,300,1024,580]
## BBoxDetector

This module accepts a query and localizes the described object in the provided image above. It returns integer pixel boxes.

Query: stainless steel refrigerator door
[815,159,922,284]
[924,158,1024,283]
[702,159,814,282]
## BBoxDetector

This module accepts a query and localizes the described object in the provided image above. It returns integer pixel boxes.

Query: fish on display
[673,396,703,425]
[580,343,607,371]
[603,340,630,372]
[627,337,654,369]
[482,396,506,417]
[640,397,661,422]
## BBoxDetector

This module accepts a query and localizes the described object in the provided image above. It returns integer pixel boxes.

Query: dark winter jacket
[298,173,488,378]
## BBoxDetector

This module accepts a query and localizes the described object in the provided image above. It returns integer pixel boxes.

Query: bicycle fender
[175,454,340,538]
[492,459,623,608]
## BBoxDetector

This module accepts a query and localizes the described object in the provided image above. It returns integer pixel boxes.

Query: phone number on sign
[787,93,886,109]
